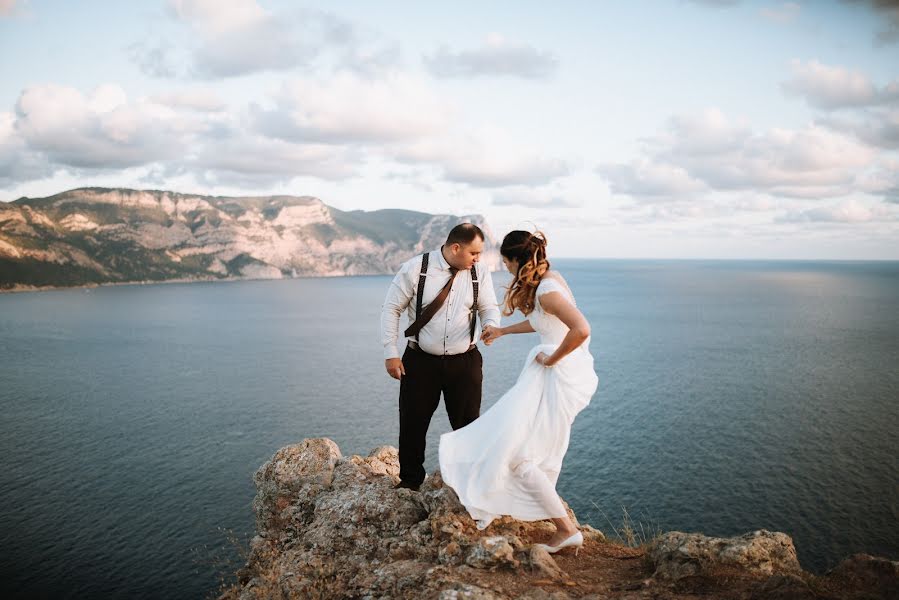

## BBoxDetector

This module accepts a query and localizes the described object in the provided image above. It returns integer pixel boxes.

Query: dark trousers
[398,343,482,485]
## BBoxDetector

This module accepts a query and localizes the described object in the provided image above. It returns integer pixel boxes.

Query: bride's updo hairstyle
[500,230,550,316]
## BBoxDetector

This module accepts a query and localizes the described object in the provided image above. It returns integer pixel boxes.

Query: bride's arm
[536,292,591,366]
[481,320,535,345]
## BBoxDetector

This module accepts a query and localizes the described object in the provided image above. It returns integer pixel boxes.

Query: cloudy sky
[1,0,898,259]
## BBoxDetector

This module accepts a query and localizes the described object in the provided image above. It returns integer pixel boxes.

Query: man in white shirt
[380,223,501,491]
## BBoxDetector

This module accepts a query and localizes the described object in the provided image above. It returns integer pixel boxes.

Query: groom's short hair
[446,223,485,246]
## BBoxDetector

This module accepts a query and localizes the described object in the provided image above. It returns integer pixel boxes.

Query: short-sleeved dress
[439,275,599,528]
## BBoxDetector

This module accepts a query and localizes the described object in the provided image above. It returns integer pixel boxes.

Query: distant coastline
[5,256,898,295]
[0,272,369,295]
[0,186,500,292]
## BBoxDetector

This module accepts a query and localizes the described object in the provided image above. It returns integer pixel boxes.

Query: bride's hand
[535,352,554,367]
[481,325,503,345]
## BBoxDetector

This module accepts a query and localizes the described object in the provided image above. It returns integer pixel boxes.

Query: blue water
[1,260,897,599]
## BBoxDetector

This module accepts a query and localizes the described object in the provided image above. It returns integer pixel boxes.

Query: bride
[439,230,599,555]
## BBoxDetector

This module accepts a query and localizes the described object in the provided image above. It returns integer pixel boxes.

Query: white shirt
[381,249,501,359]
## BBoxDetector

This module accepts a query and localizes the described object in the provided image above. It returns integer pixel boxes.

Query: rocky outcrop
[220,438,897,599]
[0,187,500,290]
[647,530,802,580]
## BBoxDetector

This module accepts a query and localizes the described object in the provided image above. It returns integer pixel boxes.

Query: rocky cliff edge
[219,438,898,599]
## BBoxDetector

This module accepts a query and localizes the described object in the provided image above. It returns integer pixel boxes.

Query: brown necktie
[404,267,459,338]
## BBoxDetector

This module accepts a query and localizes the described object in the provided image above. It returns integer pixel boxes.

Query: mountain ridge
[0,187,499,291]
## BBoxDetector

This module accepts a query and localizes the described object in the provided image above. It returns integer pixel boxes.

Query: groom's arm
[380,261,415,376]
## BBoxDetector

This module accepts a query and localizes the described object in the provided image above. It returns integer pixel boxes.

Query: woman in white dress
[439,230,598,554]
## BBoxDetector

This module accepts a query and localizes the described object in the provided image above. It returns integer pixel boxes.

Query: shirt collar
[435,246,452,271]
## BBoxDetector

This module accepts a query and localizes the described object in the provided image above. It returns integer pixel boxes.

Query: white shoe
[536,531,583,555]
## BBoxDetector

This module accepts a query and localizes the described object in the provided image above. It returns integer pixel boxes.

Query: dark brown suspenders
[411,252,478,344]
[413,253,429,342]
[469,263,478,344]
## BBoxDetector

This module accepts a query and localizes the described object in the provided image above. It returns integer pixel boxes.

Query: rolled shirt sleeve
[380,259,415,360]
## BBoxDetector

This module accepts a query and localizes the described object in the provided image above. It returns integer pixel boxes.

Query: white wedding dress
[439,275,599,529]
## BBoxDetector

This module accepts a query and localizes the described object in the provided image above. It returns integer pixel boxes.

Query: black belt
[408,341,476,357]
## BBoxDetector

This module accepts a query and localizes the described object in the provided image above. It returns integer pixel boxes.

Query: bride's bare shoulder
[542,270,569,286]
[539,271,575,299]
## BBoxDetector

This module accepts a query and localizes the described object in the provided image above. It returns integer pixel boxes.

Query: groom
[380,223,501,491]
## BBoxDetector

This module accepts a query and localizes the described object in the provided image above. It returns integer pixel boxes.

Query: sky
[1,0,898,259]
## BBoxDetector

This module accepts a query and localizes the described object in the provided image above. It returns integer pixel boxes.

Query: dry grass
[590,501,664,548]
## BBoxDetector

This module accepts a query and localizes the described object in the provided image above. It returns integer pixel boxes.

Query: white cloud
[820,107,899,149]
[150,88,226,112]
[14,84,189,169]
[0,112,53,186]
[88,84,129,114]
[243,73,568,188]
[163,2,395,80]
[778,199,899,223]
[167,0,313,78]
[399,127,569,188]
[598,108,879,202]
[626,203,715,224]
[760,2,800,24]
[6,76,567,193]
[659,108,752,155]
[781,59,898,109]
[672,126,874,198]
[597,160,706,199]
[253,73,451,144]
[857,158,899,201]
[192,19,312,78]
[442,154,567,188]
[424,34,559,79]
[733,195,778,212]
[192,134,358,186]
[780,61,899,151]
[168,0,265,35]
[491,187,581,208]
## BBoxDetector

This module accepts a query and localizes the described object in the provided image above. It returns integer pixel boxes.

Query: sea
[1,259,897,599]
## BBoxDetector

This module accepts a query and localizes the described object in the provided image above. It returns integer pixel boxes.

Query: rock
[823,553,899,598]
[465,536,519,569]
[364,559,432,597]
[647,529,802,580]
[438,583,508,599]
[251,438,342,537]
[222,438,898,600]
[302,468,427,559]
[527,545,568,580]
[580,523,606,543]
[439,541,465,565]
[330,445,400,491]
[515,590,573,600]
[365,445,402,478]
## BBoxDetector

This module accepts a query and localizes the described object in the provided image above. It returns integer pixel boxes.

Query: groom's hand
[481,325,502,345]
[385,358,405,380]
